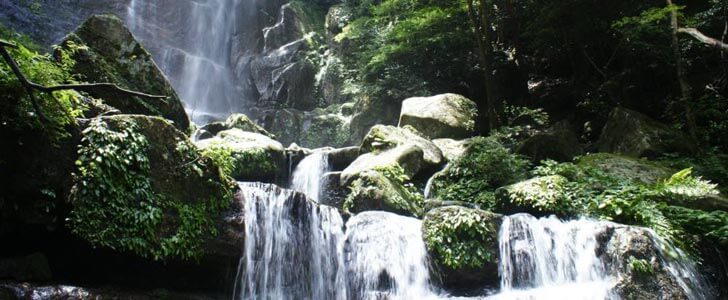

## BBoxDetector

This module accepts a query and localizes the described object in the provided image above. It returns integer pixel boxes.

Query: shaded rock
[225,114,273,137]
[320,171,347,208]
[432,138,472,162]
[516,121,583,162]
[577,153,673,185]
[0,282,219,300]
[60,14,190,132]
[495,175,572,217]
[423,206,501,290]
[326,146,360,171]
[0,252,52,282]
[251,106,352,149]
[340,145,423,186]
[343,169,423,217]
[596,107,695,157]
[360,125,444,174]
[195,129,287,183]
[398,93,477,140]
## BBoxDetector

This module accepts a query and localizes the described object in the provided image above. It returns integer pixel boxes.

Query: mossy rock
[195,129,286,183]
[398,93,478,140]
[577,153,673,185]
[516,120,583,162]
[60,14,190,132]
[340,144,423,186]
[343,167,423,217]
[360,124,444,175]
[69,115,235,260]
[596,107,695,157]
[300,113,351,148]
[432,138,473,162]
[225,113,273,137]
[422,206,501,290]
[495,175,573,217]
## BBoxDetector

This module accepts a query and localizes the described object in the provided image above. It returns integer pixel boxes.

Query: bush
[423,207,499,270]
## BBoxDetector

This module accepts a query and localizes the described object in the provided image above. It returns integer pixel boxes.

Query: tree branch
[0,39,169,124]
[679,27,728,53]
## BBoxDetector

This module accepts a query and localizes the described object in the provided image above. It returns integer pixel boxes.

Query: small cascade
[493,214,617,299]
[343,211,437,300]
[290,152,330,202]
[233,182,345,300]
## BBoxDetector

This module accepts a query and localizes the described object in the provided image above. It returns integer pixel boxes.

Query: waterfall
[492,214,618,300]
[234,182,345,300]
[291,152,330,202]
[343,211,436,300]
[125,0,248,124]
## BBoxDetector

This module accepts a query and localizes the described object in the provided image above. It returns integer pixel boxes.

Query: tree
[464,0,499,131]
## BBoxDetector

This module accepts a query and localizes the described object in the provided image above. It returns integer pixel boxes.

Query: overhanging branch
[678,27,728,53]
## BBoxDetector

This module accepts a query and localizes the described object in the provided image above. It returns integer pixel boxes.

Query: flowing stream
[234,153,712,299]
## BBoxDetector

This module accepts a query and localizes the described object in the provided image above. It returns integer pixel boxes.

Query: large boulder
[432,138,473,162]
[596,107,695,157]
[340,145,423,186]
[195,129,287,183]
[325,146,360,171]
[577,153,674,185]
[69,115,236,260]
[516,120,583,162]
[60,15,190,132]
[494,175,573,217]
[423,206,502,290]
[360,125,444,174]
[343,167,423,217]
[398,93,478,140]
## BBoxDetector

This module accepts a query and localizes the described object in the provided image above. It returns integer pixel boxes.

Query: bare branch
[679,27,728,53]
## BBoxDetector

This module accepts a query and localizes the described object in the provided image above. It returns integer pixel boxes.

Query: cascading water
[125,0,248,124]
[290,152,330,202]
[233,182,345,300]
[343,211,436,300]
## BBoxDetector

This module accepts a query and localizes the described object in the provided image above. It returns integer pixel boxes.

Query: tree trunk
[666,0,698,139]
[466,0,499,132]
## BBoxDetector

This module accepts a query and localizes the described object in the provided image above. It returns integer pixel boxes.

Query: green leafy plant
[628,257,655,276]
[423,207,497,269]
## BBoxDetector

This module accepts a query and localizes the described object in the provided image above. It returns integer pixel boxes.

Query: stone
[325,146,360,171]
[495,175,572,217]
[343,168,423,217]
[195,129,287,183]
[360,125,444,174]
[432,138,473,162]
[60,14,190,132]
[516,120,583,162]
[577,153,674,185]
[340,145,423,186]
[422,206,502,290]
[398,93,477,140]
[596,107,696,157]
[225,114,273,137]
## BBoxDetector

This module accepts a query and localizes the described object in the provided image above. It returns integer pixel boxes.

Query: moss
[628,257,655,277]
[343,164,423,216]
[70,116,234,261]
[423,206,500,270]
[200,142,278,181]
[301,114,351,148]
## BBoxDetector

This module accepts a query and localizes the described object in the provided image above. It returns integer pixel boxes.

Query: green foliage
[628,257,655,276]
[200,142,276,180]
[432,136,530,209]
[0,28,86,141]
[423,207,497,269]
[70,119,228,260]
[662,205,728,249]
[500,175,575,215]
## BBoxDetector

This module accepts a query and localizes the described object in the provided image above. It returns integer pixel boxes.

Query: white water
[126,0,246,124]
[493,214,618,300]
[291,152,330,202]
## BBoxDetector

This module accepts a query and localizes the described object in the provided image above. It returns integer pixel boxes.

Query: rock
[340,145,423,186]
[577,153,674,185]
[360,125,444,174]
[516,120,583,162]
[604,225,713,300]
[495,175,572,217]
[195,122,228,140]
[69,115,236,260]
[0,282,219,300]
[432,138,473,162]
[348,98,401,146]
[326,146,360,171]
[343,168,423,217]
[320,172,347,208]
[195,129,287,183]
[596,107,696,157]
[0,252,52,282]
[225,114,273,137]
[423,199,481,212]
[422,206,502,290]
[251,106,351,149]
[398,93,478,140]
[60,15,190,132]
[325,4,351,42]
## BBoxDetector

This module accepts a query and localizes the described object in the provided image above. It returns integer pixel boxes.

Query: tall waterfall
[291,152,330,202]
[125,0,249,124]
